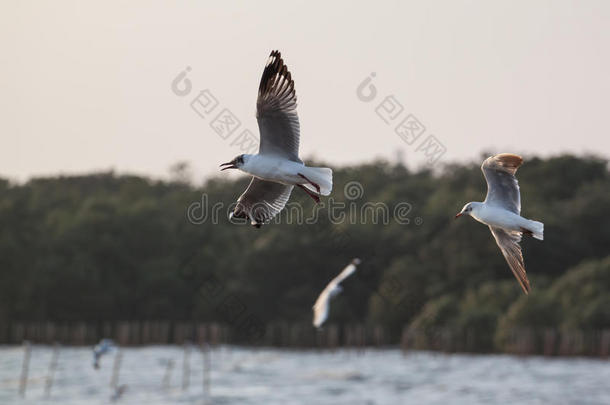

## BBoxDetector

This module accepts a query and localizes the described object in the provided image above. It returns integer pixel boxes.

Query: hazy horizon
[0,149,606,185]
[2,1,609,182]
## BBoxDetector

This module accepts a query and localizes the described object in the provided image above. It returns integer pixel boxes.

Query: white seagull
[455,153,544,294]
[313,258,361,328]
[92,338,115,369]
[220,50,333,227]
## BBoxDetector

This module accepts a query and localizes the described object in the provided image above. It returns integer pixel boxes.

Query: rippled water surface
[1,345,609,404]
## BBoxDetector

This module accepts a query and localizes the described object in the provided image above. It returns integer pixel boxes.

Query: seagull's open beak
[219,162,237,171]
[454,212,463,219]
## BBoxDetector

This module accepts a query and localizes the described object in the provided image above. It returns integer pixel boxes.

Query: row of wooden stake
[16,340,212,403]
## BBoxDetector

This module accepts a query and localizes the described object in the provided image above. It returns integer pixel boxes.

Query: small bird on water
[455,153,544,294]
[220,50,333,228]
[313,258,361,328]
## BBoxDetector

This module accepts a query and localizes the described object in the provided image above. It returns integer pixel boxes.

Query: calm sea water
[1,345,609,405]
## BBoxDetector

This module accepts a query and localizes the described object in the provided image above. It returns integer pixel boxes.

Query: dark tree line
[1,154,608,350]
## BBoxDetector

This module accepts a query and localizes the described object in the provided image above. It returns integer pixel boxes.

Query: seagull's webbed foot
[520,227,533,237]
[297,173,321,194]
[297,184,320,204]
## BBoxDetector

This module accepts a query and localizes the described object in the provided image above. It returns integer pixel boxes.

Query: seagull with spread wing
[455,153,544,294]
[313,258,361,329]
[220,50,333,227]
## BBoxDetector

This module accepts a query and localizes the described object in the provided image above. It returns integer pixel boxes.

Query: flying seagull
[455,153,544,294]
[220,50,333,227]
[313,258,361,328]
[92,338,115,369]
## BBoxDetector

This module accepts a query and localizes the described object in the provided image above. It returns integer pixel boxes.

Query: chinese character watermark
[172,67,259,154]
[356,72,446,165]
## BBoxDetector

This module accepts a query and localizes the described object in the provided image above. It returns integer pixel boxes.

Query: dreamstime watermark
[186,181,423,226]
[169,67,433,338]
[326,224,425,316]
[176,244,265,343]
[356,73,447,165]
[199,273,265,341]
[171,66,259,154]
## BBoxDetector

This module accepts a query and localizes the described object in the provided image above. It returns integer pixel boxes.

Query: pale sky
[1,1,609,182]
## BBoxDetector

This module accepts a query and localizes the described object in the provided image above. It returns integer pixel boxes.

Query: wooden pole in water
[374,325,383,348]
[18,340,31,397]
[543,329,556,356]
[110,351,122,389]
[44,342,60,398]
[162,359,174,390]
[357,324,365,354]
[400,325,409,355]
[599,330,610,357]
[202,343,211,405]
[182,342,191,391]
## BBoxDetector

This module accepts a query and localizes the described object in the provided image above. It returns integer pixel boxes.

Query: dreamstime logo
[344,181,365,200]
[186,181,422,226]
[326,217,425,316]
[356,72,446,165]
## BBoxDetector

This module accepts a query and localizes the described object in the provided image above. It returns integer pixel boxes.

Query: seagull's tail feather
[301,166,333,196]
[526,219,544,240]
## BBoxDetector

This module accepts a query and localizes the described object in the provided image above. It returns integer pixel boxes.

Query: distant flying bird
[313,258,361,328]
[93,338,115,369]
[455,153,544,294]
[220,50,333,228]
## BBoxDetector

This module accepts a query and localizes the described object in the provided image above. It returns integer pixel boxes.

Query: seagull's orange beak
[454,212,462,219]
[220,162,237,171]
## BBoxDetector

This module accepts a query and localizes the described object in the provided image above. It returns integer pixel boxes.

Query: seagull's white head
[455,202,482,219]
[220,154,252,171]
